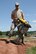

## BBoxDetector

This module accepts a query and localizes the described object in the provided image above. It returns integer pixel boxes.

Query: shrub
[0,31,2,35]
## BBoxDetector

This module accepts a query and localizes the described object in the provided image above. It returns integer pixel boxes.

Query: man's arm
[11,11,14,20]
[11,10,17,20]
[21,10,25,20]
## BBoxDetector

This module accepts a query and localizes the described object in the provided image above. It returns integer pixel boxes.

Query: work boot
[25,33,27,36]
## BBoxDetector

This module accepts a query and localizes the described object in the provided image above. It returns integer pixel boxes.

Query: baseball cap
[15,2,19,6]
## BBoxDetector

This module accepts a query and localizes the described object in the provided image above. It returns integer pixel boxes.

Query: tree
[0,31,2,35]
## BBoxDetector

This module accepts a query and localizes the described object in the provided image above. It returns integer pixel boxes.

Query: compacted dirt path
[0,38,36,54]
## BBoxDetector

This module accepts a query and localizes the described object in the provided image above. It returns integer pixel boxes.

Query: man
[8,2,25,43]
[9,2,24,34]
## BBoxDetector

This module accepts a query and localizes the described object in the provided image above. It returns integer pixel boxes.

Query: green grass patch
[0,35,8,38]
[0,35,16,39]
[26,47,36,54]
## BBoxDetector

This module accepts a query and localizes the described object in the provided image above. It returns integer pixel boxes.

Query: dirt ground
[0,38,36,54]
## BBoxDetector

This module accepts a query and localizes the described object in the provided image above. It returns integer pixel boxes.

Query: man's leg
[22,34,24,43]
[8,22,15,38]
[6,22,16,44]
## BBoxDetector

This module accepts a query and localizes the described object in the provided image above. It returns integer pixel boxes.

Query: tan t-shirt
[11,9,24,20]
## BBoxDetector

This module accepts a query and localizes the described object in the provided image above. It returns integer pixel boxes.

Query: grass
[26,47,36,54]
[0,35,17,39]
[0,35,8,38]
[25,36,36,42]
[0,35,36,41]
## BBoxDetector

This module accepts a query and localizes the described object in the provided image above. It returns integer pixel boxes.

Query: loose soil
[0,38,36,54]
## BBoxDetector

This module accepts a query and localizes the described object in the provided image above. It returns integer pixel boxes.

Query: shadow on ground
[6,40,23,45]
[0,39,23,45]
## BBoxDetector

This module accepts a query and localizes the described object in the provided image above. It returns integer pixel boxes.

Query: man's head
[15,2,19,10]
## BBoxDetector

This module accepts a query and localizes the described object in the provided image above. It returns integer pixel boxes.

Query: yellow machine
[19,18,28,24]
[18,18,31,28]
